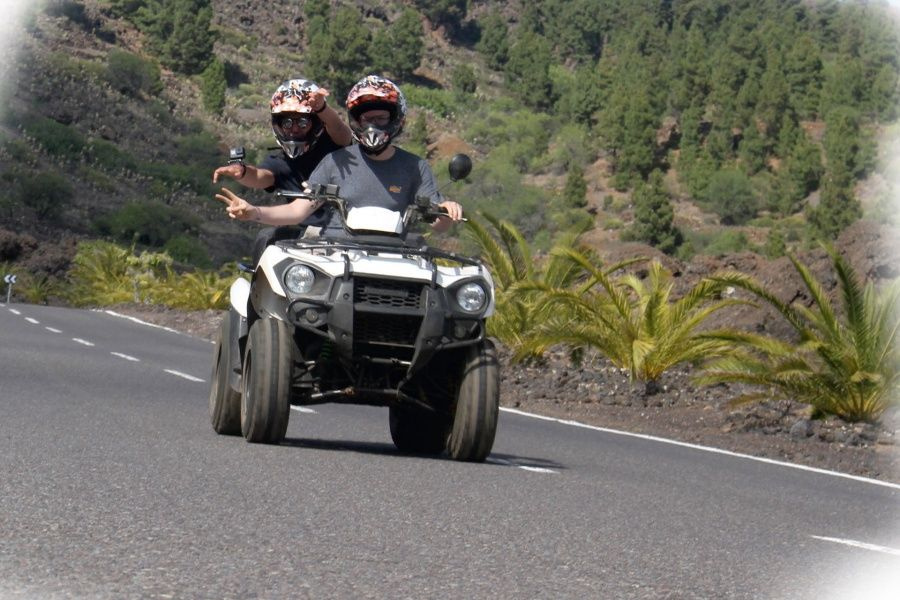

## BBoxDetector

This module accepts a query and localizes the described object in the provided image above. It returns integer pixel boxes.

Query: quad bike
[208,155,500,462]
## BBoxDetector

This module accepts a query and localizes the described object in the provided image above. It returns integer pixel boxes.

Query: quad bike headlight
[455,282,487,313]
[284,264,315,294]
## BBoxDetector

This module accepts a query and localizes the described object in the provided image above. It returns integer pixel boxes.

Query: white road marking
[9,308,21,315]
[45,327,62,333]
[291,406,317,414]
[25,317,39,324]
[110,352,140,362]
[488,457,558,474]
[72,338,95,347]
[811,536,900,557]
[100,310,188,336]
[500,407,900,490]
[164,369,204,382]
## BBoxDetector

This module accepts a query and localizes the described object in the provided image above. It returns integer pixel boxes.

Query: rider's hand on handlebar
[216,188,258,221]
[438,201,464,222]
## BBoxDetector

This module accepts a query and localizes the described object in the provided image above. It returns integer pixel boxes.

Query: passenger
[216,75,463,234]
[212,78,352,262]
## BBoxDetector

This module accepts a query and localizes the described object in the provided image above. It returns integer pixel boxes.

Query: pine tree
[131,0,215,75]
[562,163,587,209]
[476,11,508,70]
[504,31,554,110]
[807,178,861,240]
[304,6,370,98]
[200,58,226,114]
[414,0,466,33]
[625,170,682,255]
[389,9,425,81]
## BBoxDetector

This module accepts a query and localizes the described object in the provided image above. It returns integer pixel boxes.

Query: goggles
[279,116,312,131]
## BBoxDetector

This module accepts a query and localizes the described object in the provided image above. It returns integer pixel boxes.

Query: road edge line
[500,407,900,490]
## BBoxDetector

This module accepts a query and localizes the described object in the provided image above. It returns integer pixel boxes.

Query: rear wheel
[389,405,449,455]
[447,339,500,462]
[209,310,242,435]
[241,317,293,444]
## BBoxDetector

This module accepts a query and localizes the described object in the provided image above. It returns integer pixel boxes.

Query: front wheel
[209,309,242,435]
[447,339,500,462]
[241,317,293,444]
[389,405,449,455]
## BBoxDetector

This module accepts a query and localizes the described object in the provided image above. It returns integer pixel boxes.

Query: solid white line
[99,310,186,336]
[72,338,95,347]
[45,327,62,333]
[811,535,900,557]
[499,407,900,490]
[8,308,21,315]
[25,317,39,324]
[110,352,140,362]
[164,369,204,382]
[291,406,317,414]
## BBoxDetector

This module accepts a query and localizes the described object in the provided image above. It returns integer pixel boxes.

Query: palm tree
[699,249,900,422]
[518,255,747,390]
[465,213,638,350]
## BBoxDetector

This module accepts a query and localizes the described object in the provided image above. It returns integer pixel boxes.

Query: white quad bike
[208,154,500,462]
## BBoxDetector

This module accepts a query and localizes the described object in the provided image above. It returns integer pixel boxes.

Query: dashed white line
[72,338,95,347]
[500,407,900,490]
[25,317,39,324]
[291,406,318,414]
[811,536,900,557]
[9,308,21,315]
[164,369,204,382]
[111,352,140,362]
[45,327,62,333]
[488,457,558,474]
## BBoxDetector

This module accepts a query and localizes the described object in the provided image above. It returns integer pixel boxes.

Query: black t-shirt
[258,132,342,226]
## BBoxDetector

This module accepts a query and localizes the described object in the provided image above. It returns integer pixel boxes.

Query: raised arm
[307,88,353,147]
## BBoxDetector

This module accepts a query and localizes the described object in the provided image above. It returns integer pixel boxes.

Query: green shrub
[603,218,624,230]
[702,169,759,225]
[164,235,212,268]
[403,85,457,118]
[106,50,163,96]
[451,64,477,94]
[20,115,85,160]
[88,138,137,172]
[95,202,199,247]
[18,173,72,220]
[703,230,752,256]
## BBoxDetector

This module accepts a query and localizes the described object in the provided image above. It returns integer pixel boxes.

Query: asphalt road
[1,304,898,599]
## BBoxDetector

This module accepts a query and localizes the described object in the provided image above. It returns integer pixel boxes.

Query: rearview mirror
[448,154,472,182]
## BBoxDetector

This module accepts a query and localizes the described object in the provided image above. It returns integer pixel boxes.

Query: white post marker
[3,273,15,304]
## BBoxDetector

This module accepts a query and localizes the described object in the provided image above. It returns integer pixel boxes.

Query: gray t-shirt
[306,144,441,234]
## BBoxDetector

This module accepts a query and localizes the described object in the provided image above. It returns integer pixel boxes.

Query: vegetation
[517,257,747,389]
[66,241,233,309]
[700,250,900,422]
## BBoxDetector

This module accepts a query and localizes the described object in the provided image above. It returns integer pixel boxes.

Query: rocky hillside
[0,0,898,304]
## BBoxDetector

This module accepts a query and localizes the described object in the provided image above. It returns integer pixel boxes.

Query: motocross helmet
[346,75,407,155]
[270,78,324,159]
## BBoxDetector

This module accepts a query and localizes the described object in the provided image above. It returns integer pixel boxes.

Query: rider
[212,78,353,261]
[216,75,462,233]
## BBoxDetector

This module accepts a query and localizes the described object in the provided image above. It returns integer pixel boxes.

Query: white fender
[229,278,251,318]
